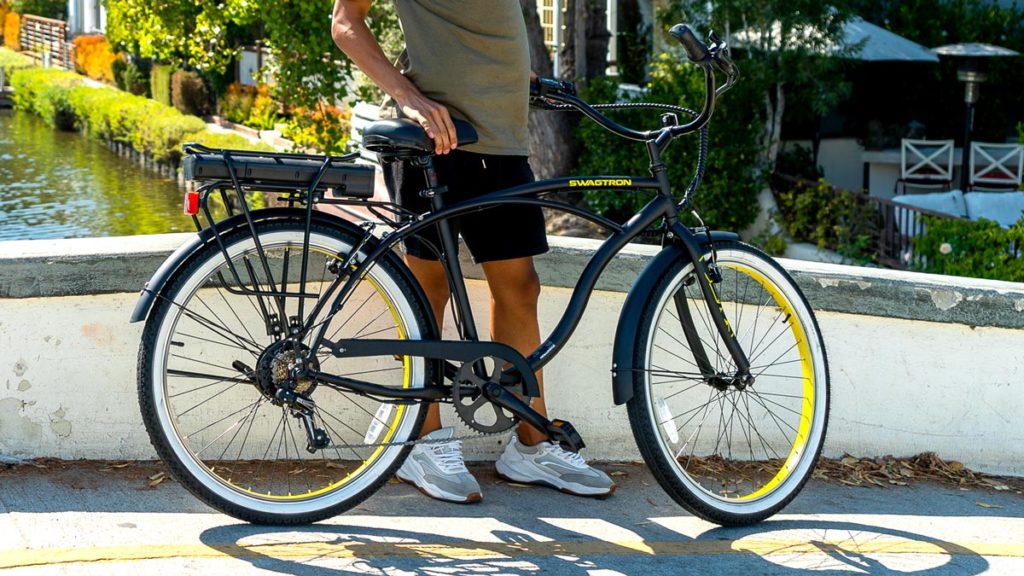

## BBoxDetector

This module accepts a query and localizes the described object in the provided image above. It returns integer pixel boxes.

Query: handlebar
[530,24,739,144]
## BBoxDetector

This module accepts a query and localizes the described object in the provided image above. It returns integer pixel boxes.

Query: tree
[520,0,612,179]
[663,1,853,174]
[106,0,351,110]
[658,1,854,236]
[9,0,64,19]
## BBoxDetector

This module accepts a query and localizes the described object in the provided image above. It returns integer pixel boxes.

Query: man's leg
[485,256,616,496]
[405,254,450,434]
[480,256,548,446]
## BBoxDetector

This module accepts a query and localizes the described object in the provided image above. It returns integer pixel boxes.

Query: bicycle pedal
[548,419,586,453]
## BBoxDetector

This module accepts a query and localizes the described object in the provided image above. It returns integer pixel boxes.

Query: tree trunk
[743,82,786,239]
[559,1,577,81]
[520,0,611,180]
[574,0,588,82]
[763,82,785,174]
[584,0,610,83]
[521,0,576,180]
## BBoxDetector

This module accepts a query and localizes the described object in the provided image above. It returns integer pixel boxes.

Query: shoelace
[540,441,587,468]
[428,441,469,475]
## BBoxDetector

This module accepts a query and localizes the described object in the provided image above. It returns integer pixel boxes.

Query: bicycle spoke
[738,391,783,460]
[177,381,242,418]
[215,283,261,349]
[168,374,247,398]
[170,353,241,374]
[191,400,262,457]
[167,369,250,385]
[177,331,257,355]
[746,391,801,436]
[219,399,264,462]
[668,303,730,368]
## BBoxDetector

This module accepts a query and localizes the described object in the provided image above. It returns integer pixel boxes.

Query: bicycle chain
[321,426,512,451]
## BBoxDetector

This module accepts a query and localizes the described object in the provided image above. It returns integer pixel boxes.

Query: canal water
[0,110,194,241]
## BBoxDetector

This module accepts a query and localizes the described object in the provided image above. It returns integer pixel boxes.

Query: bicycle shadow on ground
[199,516,990,576]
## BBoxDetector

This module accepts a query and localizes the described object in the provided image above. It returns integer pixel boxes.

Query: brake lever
[706,34,739,95]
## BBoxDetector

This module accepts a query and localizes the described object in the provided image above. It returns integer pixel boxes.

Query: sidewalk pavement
[0,460,1022,575]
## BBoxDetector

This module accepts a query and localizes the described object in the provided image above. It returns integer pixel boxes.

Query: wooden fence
[17,15,71,70]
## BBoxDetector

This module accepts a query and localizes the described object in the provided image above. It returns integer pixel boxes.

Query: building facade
[66,0,105,35]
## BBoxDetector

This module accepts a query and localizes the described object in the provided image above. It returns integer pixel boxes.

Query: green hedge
[0,46,32,77]
[8,67,82,128]
[771,175,879,264]
[182,130,274,153]
[914,217,1024,282]
[7,62,271,163]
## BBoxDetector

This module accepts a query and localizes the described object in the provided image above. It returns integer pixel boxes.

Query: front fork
[668,222,752,384]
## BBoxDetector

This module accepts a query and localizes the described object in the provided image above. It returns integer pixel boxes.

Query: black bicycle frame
[300,161,751,399]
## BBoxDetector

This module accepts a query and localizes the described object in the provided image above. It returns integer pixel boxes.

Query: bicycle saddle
[362,118,478,154]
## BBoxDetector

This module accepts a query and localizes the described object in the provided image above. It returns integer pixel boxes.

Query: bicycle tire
[138,218,435,524]
[627,241,829,526]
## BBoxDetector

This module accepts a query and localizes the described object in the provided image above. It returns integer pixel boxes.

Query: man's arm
[331,0,457,154]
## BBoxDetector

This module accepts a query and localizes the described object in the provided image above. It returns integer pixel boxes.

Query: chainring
[452,356,530,434]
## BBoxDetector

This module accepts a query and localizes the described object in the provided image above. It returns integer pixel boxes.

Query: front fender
[129,209,365,323]
[611,231,739,405]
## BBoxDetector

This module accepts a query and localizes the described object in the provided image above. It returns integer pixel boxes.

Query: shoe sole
[494,468,617,499]
[396,474,482,504]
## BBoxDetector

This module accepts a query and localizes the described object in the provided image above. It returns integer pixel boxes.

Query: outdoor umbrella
[732,16,938,63]
[733,16,939,167]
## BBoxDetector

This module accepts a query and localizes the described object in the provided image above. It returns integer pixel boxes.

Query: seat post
[409,155,481,342]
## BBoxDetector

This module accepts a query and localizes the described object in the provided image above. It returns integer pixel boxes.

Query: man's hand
[395,93,458,155]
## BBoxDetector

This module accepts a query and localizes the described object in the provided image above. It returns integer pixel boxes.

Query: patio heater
[932,43,1020,190]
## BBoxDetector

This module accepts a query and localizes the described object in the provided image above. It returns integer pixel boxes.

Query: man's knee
[489,266,541,305]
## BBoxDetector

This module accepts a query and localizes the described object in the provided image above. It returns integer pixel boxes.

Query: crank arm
[482,382,586,452]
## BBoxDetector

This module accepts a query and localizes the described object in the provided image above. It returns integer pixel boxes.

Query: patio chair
[895,139,955,195]
[968,142,1024,192]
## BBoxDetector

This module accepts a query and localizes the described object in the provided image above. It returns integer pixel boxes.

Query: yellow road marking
[2,538,1022,568]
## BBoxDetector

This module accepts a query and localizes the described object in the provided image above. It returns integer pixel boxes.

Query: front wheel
[627,241,829,526]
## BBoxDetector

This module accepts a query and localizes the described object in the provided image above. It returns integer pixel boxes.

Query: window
[539,0,556,46]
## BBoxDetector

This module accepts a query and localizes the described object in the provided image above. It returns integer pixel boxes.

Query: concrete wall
[1,234,1023,474]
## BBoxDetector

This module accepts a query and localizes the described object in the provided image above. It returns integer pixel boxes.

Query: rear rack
[180,143,413,332]
[182,142,374,198]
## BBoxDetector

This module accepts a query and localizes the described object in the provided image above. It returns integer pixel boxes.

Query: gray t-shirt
[389,0,531,156]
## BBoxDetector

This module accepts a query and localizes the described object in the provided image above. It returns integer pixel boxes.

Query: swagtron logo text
[568,179,633,187]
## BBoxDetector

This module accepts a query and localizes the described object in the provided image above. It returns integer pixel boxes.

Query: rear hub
[254,340,320,400]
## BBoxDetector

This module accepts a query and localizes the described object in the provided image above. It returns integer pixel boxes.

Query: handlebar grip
[531,77,577,97]
[670,24,709,63]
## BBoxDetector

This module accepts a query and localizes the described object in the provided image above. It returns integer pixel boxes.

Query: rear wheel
[138,219,435,524]
[627,241,829,526]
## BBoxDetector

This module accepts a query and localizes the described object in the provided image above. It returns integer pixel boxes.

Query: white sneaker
[396,427,481,503]
[495,435,616,497]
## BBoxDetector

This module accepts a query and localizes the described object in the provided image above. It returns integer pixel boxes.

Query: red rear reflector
[184,190,199,215]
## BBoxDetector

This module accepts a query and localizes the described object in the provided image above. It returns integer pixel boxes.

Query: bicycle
[130,25,829,527]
